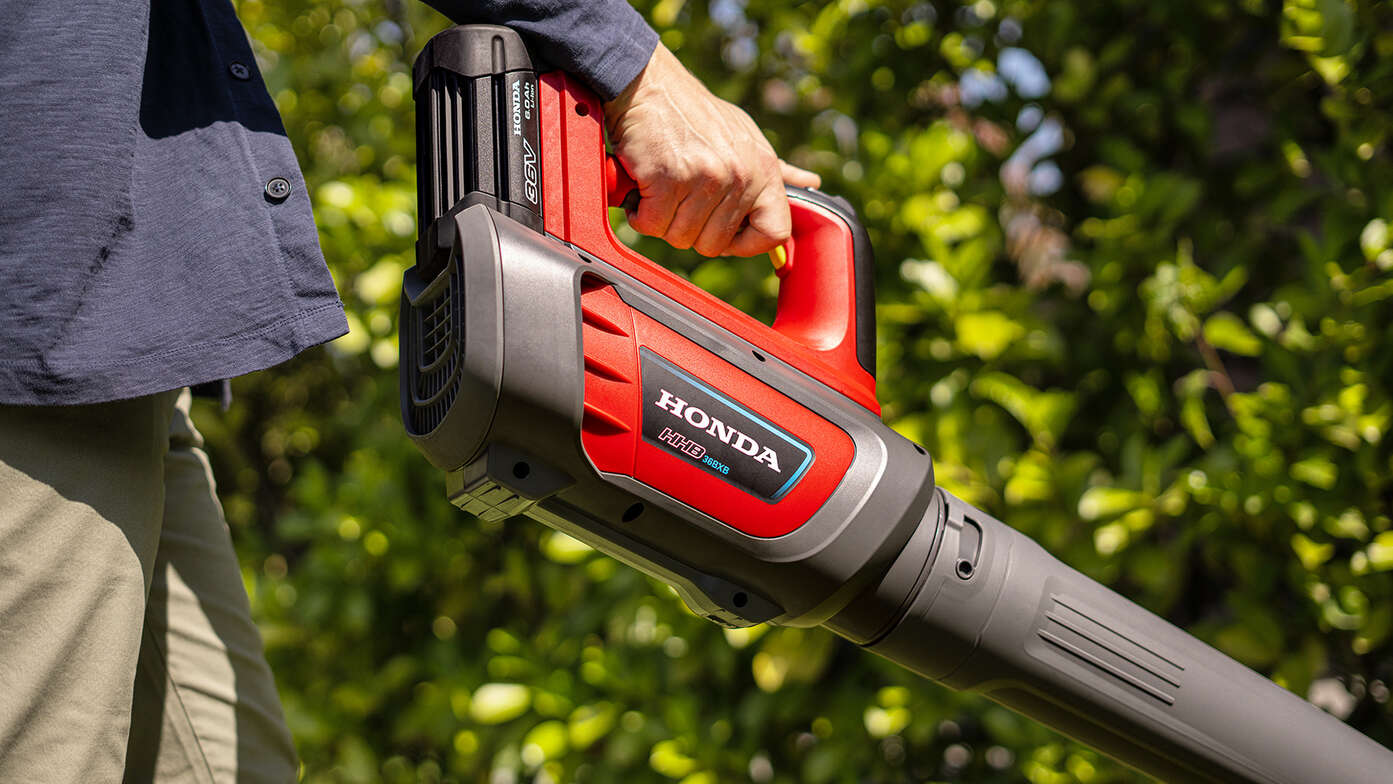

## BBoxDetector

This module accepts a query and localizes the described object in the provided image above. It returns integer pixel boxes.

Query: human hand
[602,43,820,258]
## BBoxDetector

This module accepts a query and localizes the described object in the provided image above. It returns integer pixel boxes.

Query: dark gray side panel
[867,491,1393,784]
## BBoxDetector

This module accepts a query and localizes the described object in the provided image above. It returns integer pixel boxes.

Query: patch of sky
[1027,161,1063,195]
[374,20,403,45]
[815,110,860,156]
[997,17,1022,44]
[711,0,746,30]
[1016,117,1064,162]
[723,37,758,70]
[1017,104,1043,133]
[902,3,937,24]
[960,68,1007,108]
[1003,117,1065,195]
[955,6,984,28]
[998,47,1050,99]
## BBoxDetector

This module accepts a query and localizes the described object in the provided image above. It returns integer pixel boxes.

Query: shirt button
[264,177,292,202]
[228,62,251,81]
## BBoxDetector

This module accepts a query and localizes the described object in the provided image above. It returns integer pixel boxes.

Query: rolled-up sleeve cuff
[423,0,660,102]
[582,5,658,100]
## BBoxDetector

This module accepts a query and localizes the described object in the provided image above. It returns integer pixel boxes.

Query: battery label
[640,349,814,502]
[503,71,540,208]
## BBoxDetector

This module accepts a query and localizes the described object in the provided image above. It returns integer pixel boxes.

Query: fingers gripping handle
[604,159,877,395]
[604,156,640,213]
[866,491,1393,784]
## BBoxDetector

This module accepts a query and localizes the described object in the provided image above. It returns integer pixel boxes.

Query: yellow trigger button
[769,245,789,276]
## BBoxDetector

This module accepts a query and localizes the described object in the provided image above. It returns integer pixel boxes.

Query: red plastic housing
[538,72,879,414]
[579,280,855,537]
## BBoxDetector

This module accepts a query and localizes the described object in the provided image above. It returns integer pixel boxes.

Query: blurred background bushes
[210,0,1393,780]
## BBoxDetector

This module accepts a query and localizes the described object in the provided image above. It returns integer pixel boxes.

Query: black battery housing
[413,24,542,275]
[404,25,542,447]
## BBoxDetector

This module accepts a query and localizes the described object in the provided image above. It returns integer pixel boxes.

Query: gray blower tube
[840,489,1392,783]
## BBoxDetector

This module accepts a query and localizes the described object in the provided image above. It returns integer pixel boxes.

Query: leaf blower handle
[604,155,641,213]
[857,489,1393,784]
[774,186,877,383]
[604,157,877,399]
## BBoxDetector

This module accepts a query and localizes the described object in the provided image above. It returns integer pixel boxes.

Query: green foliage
[209,0,1393,781]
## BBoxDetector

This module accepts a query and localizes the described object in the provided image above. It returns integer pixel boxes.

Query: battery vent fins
[414,25,542,279]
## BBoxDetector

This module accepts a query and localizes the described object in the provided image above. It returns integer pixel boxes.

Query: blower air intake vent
[403,259,464,436]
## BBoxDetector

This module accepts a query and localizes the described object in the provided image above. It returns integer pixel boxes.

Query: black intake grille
[404,260,464,435]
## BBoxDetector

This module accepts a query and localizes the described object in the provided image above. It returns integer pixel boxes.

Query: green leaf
[568,703,617,750]
[1181,396,1215,449]
[522,720,568,763]
[1368,532,1393,571]
[863,706,911,738]
[1203,312,1263,356]
[469,684,530,724]
[1360,219,1389,262]
[1315,0,1355,56]
[970,372,1076,447]
[541,531,593,564]
[1290,457,1338,489]
[1078,487,1149,521]
[650,739,698,779]
[956,311,1025,360]
[1291,533,1334,570]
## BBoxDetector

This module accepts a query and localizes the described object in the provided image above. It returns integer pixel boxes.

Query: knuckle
[720,208,745,235]
[728,165,753,192]
[674,161,701,185]
[695,160,725,188]
[755,213,792,244]
[629,210,660,236]
[665,222,696,249]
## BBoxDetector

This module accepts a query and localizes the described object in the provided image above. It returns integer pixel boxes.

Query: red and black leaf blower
[399,25,1391,782]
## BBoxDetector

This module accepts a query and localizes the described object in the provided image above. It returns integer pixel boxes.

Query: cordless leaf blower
[399,25,1392,782]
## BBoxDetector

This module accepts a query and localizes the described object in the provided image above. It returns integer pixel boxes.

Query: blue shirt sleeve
[422,0,659,101]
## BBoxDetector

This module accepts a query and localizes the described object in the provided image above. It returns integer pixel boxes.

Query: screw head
[264,177,291,202]
[228,62,251,81]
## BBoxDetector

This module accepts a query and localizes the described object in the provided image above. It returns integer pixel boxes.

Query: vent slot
[418,70,485,226]
[404,261,464,435]
[1037,595,1184,707]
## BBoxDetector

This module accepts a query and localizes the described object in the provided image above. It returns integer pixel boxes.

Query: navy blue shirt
[0,0,656,406]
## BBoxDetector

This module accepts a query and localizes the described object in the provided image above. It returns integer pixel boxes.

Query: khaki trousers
[0,390,296,782]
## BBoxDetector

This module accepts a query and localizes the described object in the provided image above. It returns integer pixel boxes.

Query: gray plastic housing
[404,204,937,628]
[400,204,1393,781]
[859,490,1393,783]
[400,24,1393,776]
[400,202,1393,781]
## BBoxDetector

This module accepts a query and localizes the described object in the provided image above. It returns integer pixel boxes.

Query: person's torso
[0,0,346,404]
